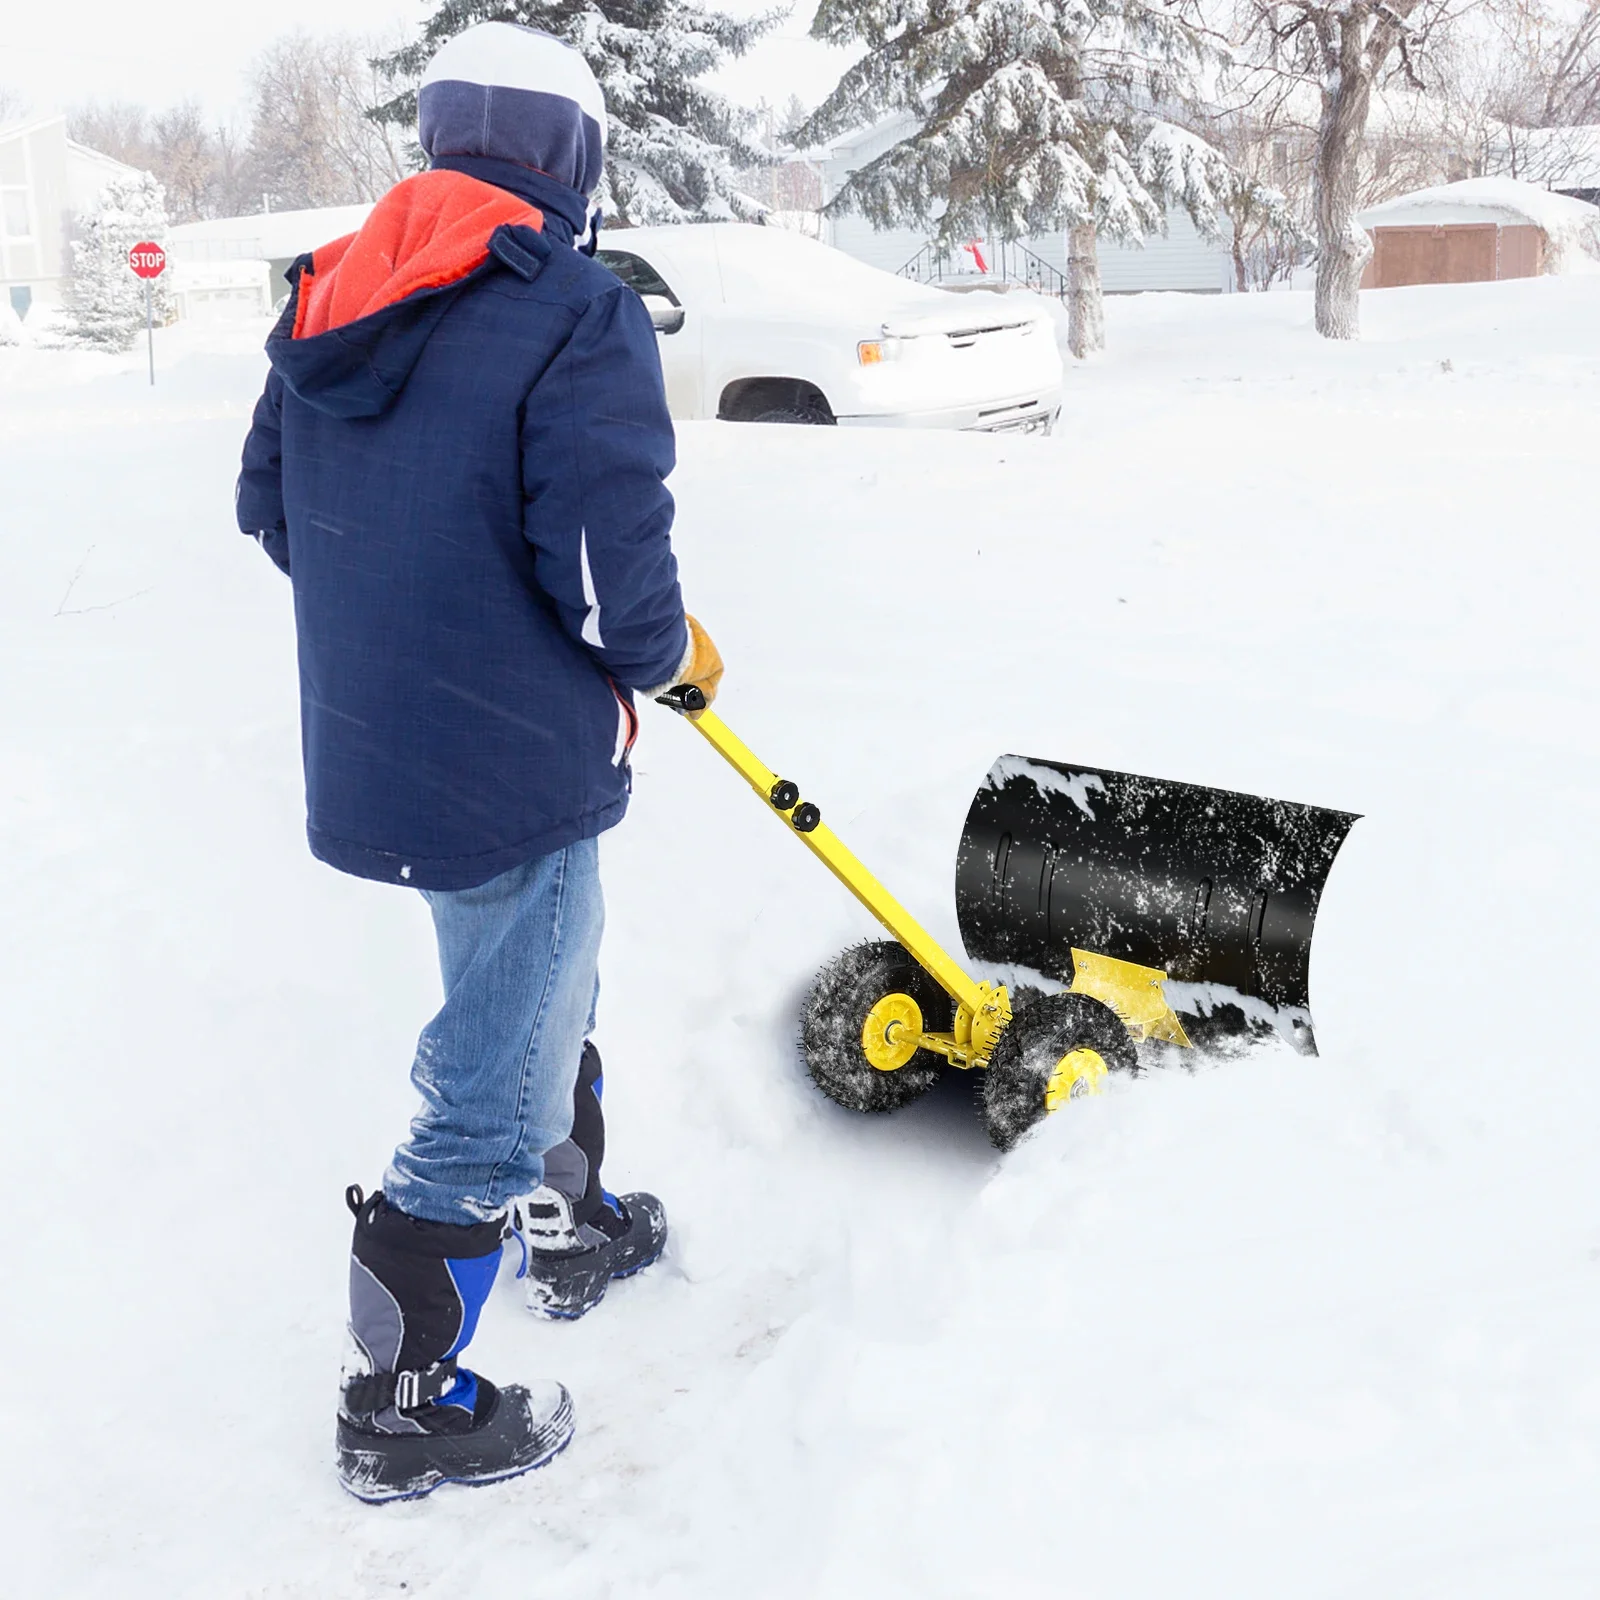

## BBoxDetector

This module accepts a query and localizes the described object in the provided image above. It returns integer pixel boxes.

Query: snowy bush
[64,172,172,353]
[0,297,25,347]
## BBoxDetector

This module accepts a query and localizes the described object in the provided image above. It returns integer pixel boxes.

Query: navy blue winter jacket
[235,166,686,890]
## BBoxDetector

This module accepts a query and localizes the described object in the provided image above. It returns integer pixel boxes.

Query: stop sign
[128,242,166,279]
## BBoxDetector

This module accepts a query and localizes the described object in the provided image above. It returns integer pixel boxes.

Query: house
[1357,177,1600,288]
[811,116,1234,295]
[166,202,375,311]
[1489,125,1600,206]
[0,114,148,321]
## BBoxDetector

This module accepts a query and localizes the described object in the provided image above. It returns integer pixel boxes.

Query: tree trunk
[1232,231,1249,293]
[1312,17,1377,339]
[1066,222,1104,358]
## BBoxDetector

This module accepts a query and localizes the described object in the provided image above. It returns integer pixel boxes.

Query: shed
[1357,177,1600,288]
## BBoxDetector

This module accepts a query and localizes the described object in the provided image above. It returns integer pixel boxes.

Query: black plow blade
[955,757,1359,1054]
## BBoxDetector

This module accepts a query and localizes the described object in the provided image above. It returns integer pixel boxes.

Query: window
[2,189,31,239]
[596,249,680,305]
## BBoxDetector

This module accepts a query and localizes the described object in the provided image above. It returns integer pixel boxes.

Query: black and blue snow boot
[511,1041,668,1320]
[336,1187,575,1503]
[514,1184,669,1319]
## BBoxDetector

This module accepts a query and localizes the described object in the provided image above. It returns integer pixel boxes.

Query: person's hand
[679,614,723,711]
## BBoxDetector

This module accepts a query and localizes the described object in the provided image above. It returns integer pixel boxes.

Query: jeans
[383,838,604,1226]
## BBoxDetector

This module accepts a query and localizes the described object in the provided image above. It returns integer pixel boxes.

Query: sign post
[127,241,166,385]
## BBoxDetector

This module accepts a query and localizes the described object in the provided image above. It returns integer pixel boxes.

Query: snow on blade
[984,753,1106,818]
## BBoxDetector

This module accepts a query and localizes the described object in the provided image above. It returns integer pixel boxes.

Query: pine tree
[64,173,172,353]
[797,0,1230,356]
[373,3,777,226]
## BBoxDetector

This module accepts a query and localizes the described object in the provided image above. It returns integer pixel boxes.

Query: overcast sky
[3,0,851,126]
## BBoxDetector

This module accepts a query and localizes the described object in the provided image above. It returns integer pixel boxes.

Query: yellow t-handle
[657,688,988,1018]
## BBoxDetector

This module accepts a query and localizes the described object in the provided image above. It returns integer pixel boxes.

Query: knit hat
[418,23,607,199]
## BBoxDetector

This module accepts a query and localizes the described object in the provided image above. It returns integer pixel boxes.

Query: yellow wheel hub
[862,993,924,1072]
[1044,1047,1108,1110]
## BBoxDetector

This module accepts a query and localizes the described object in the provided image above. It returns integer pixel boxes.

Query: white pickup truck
[597,224,1062,433]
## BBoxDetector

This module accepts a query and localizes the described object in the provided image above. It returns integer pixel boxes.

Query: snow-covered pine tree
[797,0,1230,356]
[373,2,777,225]
[64,172,172,353]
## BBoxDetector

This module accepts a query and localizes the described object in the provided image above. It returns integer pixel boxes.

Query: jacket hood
[266,168,544,420]
[417,23,607,199]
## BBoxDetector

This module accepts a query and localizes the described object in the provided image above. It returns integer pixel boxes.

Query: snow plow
[658,688,1357,1150]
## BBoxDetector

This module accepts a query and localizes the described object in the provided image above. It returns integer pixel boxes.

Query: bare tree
[1233,0,1468,338]
[0,85,30,123]
[68,98,244,223]
[1509,0,1600,124]
[149,103,223,223]
[1446,0,1600,190]
[66,101,155,169]
[244,31,412,211]
[1195,110,1317,288]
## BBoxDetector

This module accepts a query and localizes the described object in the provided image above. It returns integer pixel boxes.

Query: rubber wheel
[982,991,1136,1152]
[801,940,952,1113]
[751,405,833,425]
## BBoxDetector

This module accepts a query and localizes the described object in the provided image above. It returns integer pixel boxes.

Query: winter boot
[514,1184,669,1319]
[337,1187,574,1503]
[512,1041,668,1319]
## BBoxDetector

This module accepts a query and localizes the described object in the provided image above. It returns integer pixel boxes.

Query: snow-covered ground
[5,280,1598,1597]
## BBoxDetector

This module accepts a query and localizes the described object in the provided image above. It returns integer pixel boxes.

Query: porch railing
[896,237,1067,299]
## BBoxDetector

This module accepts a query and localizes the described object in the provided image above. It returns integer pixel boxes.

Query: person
[234,21,723,1503]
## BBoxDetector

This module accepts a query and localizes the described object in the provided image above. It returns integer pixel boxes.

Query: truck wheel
[802,941,951,1113]
[751,404,833,425]
[982,992,1136,1151]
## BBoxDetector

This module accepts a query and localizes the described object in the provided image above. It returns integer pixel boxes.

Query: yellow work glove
[678,614,723,710]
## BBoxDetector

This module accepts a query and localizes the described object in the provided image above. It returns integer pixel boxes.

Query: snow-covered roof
[0,116,159,182]
[0,113,67,145]
[809,112,919,164]
[65,139,144,180]
[167,203,375,262]
[1358,177,1600,232]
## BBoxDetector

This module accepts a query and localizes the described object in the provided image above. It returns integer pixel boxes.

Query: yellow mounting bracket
[1069,949,1191,1047]
[662,695,1009,1061]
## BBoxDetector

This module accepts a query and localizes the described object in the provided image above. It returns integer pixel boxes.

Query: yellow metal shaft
[678,708,989,1018]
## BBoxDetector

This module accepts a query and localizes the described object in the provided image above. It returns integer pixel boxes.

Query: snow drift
[3,282,1598,1597]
